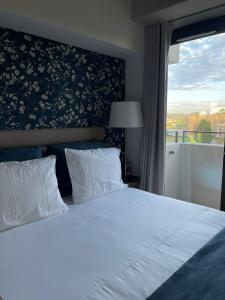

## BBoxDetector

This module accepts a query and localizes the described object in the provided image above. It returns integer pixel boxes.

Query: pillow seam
[105,152,112,191]
[5,163,20,221]
[88,155,96,196]
[34,159,50,215]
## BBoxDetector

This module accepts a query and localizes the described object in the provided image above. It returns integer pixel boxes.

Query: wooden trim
[0,127,105,149]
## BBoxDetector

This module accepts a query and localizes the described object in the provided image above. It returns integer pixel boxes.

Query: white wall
[0,0,143,53]
[165,143,224,209]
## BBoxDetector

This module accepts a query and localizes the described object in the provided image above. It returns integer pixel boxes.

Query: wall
[0,0,143,53]
[165,143,223,209]
[0,27,125,152]
[0,1,144,176]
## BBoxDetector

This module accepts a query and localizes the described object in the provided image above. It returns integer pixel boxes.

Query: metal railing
[166,130,225,144]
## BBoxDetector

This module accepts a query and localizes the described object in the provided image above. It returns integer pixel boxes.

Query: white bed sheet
[1,188,225,300]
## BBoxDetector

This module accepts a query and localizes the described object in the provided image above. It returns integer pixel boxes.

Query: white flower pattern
[0,27,125,158]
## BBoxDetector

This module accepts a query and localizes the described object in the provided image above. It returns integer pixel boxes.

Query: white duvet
[1,188,225,300]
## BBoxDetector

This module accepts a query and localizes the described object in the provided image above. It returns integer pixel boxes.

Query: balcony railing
[166,130,225,144]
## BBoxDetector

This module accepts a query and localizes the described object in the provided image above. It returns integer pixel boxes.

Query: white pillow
[0,156,67,232]
[65,148,127,204]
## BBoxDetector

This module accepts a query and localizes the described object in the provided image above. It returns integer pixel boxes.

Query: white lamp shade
[109,101,143,128]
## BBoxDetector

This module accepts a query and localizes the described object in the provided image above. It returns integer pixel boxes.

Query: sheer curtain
[140,23,172,195]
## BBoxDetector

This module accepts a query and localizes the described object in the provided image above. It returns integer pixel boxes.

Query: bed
[0,128,225,300]
[1,188,225,300]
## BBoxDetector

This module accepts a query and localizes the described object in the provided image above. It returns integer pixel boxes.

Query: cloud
[167,100,210,114]
[168,32,225,90]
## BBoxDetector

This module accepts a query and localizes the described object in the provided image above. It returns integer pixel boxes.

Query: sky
[168,32,225,114]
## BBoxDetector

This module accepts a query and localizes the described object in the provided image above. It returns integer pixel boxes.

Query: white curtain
[140,23,172,195]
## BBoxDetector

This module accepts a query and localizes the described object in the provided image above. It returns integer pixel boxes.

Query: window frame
[171,15,225,45]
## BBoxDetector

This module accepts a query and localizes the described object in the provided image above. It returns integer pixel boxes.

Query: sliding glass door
[165,30,225,210]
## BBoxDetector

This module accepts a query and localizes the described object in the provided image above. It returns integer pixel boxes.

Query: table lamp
[109,101,143,177]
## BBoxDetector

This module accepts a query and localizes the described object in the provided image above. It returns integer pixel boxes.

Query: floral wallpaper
[0,27,125,151]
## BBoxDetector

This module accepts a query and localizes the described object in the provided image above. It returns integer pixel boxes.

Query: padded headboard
[0,127,105,149]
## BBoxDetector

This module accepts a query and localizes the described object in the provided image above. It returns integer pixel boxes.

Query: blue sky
[168,32,225,114]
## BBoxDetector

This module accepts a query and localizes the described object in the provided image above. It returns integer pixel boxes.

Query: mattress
[1,187,225,300]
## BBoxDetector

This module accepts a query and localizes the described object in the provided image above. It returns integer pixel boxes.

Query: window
[167,32,225,145]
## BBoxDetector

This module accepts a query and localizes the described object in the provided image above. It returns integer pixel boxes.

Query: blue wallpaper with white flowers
[0,27,125,151]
